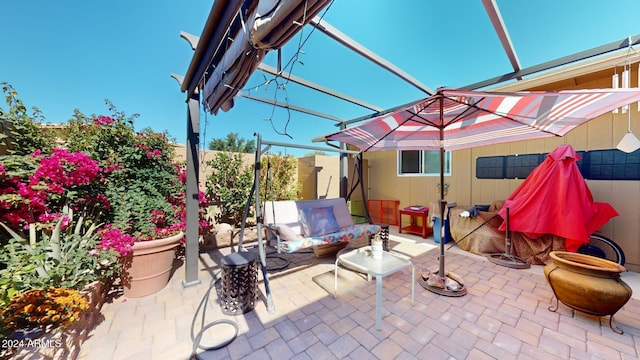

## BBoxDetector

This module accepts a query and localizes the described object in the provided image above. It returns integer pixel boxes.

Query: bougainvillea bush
[0,84,212,335]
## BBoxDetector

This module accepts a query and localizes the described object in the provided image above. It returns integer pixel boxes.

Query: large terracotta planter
[544,251,632,334]
[121,231,183,298]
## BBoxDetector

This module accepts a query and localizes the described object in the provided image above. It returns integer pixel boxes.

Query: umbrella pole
[438,153,446,279]
[418,93,466,297]
[487,207,531,269]
[438,97,446,279]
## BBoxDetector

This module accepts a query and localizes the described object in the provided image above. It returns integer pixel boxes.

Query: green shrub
[205,152,301,226]
[206,152,253,225]
[0,82,53,156]
[260,154,301,201]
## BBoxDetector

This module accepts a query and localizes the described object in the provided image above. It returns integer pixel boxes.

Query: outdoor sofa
[263,197,381,253]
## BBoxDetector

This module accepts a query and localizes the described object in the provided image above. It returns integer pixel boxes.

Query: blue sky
[3,1,640,156]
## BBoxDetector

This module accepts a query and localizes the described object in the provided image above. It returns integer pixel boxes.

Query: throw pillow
[276,224,299,241]
[298,206,341,237]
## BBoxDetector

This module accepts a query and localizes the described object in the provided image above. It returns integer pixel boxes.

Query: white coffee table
[334,247,415,330]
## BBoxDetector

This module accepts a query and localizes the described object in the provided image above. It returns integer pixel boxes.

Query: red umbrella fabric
[497,144,618,252]
[325,88,640,152]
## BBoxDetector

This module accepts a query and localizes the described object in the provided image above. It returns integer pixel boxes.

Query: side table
[399,207,432,238]
[334,248,415,330]
[220,251,258,315]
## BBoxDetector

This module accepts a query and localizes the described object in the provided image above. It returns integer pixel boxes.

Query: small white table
[334,247,415,330]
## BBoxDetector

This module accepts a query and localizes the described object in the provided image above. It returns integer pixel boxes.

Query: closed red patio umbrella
[498,144,618,252]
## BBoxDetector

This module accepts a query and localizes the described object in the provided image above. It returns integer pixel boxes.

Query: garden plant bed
[5,281,111,360]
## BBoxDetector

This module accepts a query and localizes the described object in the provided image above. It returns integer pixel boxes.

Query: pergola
[175,0,640,288]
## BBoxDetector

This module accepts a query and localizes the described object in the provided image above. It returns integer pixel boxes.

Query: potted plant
[0,148,122,303]
[0,147,121,357]
[62,105,211,297]
[544,251,632,334]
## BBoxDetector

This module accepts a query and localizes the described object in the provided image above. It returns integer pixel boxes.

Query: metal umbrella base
[487,207,530,269]
[418,270,467,297]
[487,253,530,269]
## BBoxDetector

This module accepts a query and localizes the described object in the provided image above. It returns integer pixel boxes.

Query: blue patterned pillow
[298,206,341,237]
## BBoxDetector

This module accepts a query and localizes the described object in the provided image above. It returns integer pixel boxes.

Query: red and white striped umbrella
[325,88,640,152]
[325,87,640,282]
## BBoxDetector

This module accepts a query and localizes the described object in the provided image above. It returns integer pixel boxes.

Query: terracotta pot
[121,231,183,298]
[544,251,632,334]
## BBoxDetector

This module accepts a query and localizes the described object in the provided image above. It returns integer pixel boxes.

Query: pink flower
[98,225,136,256]
[93,115,114,126]
[146,150,162,159]
[0,149,106,228]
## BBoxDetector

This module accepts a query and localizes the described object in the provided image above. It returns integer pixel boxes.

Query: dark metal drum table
[220,251,258,315]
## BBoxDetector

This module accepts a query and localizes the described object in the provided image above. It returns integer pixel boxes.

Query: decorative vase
[371,234,383,260]
[121,231,183,298]
[544,251,632,334]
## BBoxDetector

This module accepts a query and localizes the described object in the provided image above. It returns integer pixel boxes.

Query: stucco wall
[298,155,340,200]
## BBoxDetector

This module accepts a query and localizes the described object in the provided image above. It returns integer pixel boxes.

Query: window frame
[397,150,452,177]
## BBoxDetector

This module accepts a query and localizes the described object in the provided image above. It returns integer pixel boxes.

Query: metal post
[254,133,275,313]
[339,123,348,198]
[183,90,201,288]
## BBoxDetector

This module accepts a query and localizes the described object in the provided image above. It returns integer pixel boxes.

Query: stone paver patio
[77,228,640,360]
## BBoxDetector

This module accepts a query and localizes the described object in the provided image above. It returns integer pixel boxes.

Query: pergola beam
[336,35,640,128]
[257,63,383,112]
[482,0,522,75]
[309,17,435,95]
[238,92,345,122]
[181,0,246,96]
[177,30,383,113]
[463,35,640,90]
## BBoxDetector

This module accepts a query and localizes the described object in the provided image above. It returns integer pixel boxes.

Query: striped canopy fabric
[325,88,640,152]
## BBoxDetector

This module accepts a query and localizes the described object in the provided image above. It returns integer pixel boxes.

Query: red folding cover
[498,144,618,252]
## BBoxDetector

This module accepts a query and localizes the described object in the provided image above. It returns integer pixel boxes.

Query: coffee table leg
[411,265,415,304]
[376,275,382,330]
[334,258,339,298]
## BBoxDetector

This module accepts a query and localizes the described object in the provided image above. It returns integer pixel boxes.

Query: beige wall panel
[315,155,340,199]
[367,151,399,201]
[609,180,640,272]
[506,141,528,156]
[297,155,340,200]
[298,156,315,200]
[564,123,589,149]
[588,115,615,149]
[542,137,566,152]
[450,149,472,205]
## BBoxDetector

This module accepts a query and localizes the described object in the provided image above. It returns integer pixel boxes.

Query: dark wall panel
[475,148,640,181]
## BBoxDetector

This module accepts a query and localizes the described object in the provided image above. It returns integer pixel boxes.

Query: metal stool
[220,251,258,315]
[370,223,390,251]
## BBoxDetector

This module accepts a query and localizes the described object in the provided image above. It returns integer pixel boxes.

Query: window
[398,150,451,176]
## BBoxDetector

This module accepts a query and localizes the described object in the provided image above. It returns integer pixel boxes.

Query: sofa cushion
[298,206,341,237]
[277,224,300,241]
[278,224,381,253]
